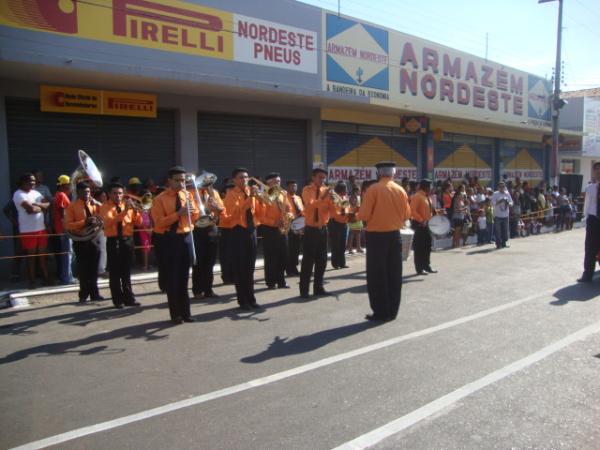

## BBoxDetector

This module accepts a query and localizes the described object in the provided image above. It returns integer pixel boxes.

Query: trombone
[124,192,153,211]
[249,177,285,205]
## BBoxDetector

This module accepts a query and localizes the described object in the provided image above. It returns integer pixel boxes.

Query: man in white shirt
[578,161,600,282]
[491,181,513,249]
[12,173,51,287]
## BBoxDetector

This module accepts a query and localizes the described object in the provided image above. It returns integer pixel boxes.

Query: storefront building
[0,0,570,261]
[560,88,600,188]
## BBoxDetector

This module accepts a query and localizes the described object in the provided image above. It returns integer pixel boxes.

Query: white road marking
[332,320,600,450]
[11,288,557,450]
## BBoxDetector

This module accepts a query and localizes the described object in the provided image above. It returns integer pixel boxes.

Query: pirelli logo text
[112,0,229,56]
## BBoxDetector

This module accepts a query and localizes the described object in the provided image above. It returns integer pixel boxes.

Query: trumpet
[124,192,153,211]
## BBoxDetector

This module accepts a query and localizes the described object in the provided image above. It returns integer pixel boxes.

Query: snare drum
[428,215,451,237]
[290,217,305,234]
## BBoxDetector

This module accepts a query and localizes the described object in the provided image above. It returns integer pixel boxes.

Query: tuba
[65,150,104,242]
[187,171,218,228]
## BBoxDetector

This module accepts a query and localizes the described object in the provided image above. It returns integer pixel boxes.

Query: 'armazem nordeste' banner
[0,0,318,73]
[323,13,552,129]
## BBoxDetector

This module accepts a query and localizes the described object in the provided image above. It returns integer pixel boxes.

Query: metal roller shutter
[197,113,307,185]
[6,98,175,189]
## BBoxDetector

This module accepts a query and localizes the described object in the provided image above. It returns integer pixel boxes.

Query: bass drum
[428,215,451,237]
[290,217,305,234]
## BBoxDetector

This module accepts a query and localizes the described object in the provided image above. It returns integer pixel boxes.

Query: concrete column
[307,112,322,173]
[0,96,14,266]
[176,105,199,172]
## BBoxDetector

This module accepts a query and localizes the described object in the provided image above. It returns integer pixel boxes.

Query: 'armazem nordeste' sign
[323,13,552,129]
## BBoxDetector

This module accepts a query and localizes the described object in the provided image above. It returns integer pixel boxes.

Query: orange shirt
[223,186,257,229]
[302,184,336,228]
[288,193,304,217]
[443,192,453,209]
[150,188,200,235]
[357,178,411,232]
[100,200,143,238]
[218,189,235,228]
[258,195,292,228]
[410,190,434,223]
[64,199,99,233]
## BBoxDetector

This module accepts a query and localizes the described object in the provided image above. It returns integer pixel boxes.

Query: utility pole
[541,0,566,184]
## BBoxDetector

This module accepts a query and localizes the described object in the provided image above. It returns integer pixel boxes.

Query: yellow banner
[40,85,102,115]
[103,90,156,117]
[40,85,157,118]
[0,0,233,60]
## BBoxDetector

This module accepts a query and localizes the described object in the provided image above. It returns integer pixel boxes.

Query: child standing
[477,209,488,245]
[346,188,363,253]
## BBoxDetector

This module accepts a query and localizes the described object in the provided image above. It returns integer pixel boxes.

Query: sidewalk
[2,222,583,307]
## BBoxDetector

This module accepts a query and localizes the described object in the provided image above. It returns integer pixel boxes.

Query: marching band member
[223,168,260,310]
[218,181,236,284]
[192,179,225,299]
[357,161,411,322]
[299,168,336,299]
[100,183,143,309]
[578,161,600,282]
[328,181,349,270]
[410,179,437,276]
[258,172,292,289]
[151,166,199,325]
[286,180,304,276]
[64,182,103,303]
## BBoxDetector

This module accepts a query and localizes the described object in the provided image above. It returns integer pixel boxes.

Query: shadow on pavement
[240,321,380,363]
[0,302,167,337]
[0,320,173,364]
[465,247,497,255]
[550,282,600,305]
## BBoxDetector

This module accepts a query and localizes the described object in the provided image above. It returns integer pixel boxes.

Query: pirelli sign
[0,0,318,73]
[40,85,157,118]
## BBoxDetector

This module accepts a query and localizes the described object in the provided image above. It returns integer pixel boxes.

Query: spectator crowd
[2,169,581,289]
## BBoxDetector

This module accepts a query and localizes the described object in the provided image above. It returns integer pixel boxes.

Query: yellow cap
[57,175,70,186]
[128,177,142,185]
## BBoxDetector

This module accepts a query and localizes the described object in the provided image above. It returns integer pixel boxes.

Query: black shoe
[299,292,310,299]
[182,317,196,323]
[125,301,141,307]
[425,268,438,274]
[205,291,219,298]
[332,266,339,270]
[238,304,253,311]
[416,271,429,275]
[314,288,330,296]
[365,314,387,322]
[78,299,88,303]
[340,265,349,269]
[114,304,124,309]
[267,285,277,290]
[577,276,593,283]
[91,295,105,301]
[251,303,264,310]
[278,283,290,289]
[287,270,300,276]
[171,317,183,325]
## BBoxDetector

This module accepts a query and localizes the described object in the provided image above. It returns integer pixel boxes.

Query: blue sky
[298,0,600,92]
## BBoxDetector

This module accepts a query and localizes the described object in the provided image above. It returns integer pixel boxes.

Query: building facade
[0,0,565,261]
[560,88,600,187]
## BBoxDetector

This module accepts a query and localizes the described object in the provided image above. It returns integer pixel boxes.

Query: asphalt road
[1,228,599,450]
